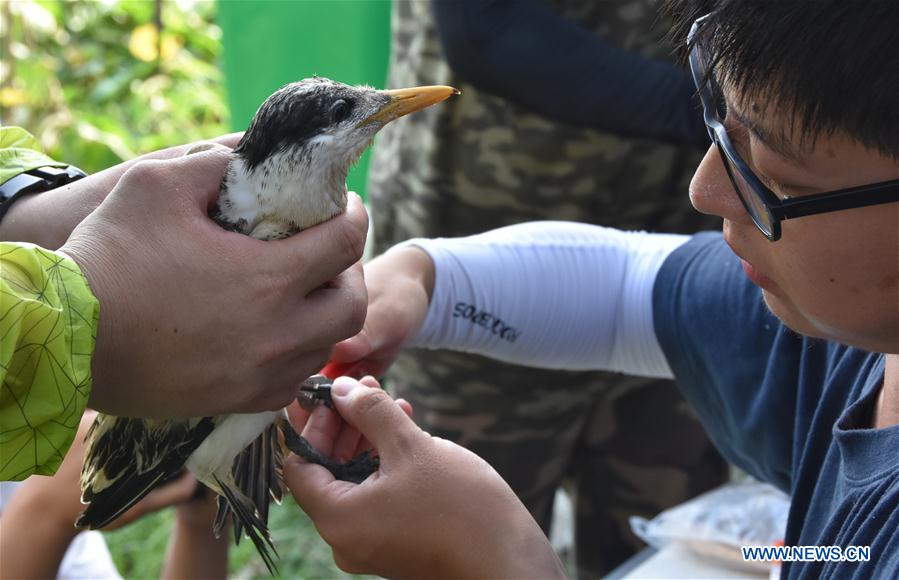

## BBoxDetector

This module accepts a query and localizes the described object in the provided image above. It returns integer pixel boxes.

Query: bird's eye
[330,99,351,123]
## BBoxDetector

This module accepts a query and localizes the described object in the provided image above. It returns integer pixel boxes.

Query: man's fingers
[396,398,414,418]
[283,455,348,522]
[329,377,421,455]
[299,264,367,349]
[358,375,380,389]
[267,193,369,293]
[355,437,376,458]
[286,400,312,432]
[119,146,233,215]
[170,144,234,209]
[139,134,241,161]
[329,327,398,381]
[300,403,343,458]
[283,382,360,521]
[332,376,380,460]
[333,423,364,463]
[212,132,243,149]
[243,348,332,412]
[328,331,393,381]
[331,332,374,364]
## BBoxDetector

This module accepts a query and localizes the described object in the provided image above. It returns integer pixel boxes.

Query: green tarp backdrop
[218,0,391,198]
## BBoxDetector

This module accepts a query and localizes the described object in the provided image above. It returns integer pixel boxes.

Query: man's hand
[0,134,242,249]
[284,377,565,579]
[61,145,368,418]
[327,246,435,379]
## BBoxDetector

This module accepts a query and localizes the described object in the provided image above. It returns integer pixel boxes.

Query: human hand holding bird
[62,147,367,418]
[74,78,457,574]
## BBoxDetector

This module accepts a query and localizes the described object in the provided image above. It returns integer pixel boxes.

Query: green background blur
[220,0,390,195]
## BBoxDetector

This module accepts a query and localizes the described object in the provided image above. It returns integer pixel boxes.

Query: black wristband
[0,165,87,222]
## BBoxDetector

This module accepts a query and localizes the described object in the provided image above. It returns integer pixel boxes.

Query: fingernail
[331,376,356,397]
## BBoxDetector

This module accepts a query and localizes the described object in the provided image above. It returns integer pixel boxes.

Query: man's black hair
[663,0,899,160]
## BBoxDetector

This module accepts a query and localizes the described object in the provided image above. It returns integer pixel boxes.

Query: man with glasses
[283,1,898,578]
[687,13,899,241]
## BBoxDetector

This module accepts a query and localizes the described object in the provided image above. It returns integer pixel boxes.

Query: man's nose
[689,144,753,224]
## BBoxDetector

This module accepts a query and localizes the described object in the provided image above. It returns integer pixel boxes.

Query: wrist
[498,520,566,579]
[388,244,436,302]
[58,240,126,414]
[0,192,63,248]
[0,164,87,248]
[450,513,565,579]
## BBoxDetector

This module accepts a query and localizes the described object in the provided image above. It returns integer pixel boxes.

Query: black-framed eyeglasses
[687,13,899,241]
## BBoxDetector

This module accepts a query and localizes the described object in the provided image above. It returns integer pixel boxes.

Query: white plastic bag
[630,478,789,573]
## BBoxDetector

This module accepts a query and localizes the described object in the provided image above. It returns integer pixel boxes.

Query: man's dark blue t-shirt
[653,232,899,579]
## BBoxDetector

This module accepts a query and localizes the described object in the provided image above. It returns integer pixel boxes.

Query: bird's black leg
[281,422,379,484]
[288,375,379,484]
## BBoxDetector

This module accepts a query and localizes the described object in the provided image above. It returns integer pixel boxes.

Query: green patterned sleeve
[0,242,100,480]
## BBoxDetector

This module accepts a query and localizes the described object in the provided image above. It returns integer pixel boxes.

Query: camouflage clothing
[368,1,728,576]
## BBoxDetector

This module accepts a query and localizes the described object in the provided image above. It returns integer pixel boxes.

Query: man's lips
[740,258,775,289]
[724,230,776,290]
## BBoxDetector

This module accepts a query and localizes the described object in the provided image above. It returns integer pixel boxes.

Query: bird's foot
[281,419,379,484]
[297,374,333,410]
[327,449,380,484]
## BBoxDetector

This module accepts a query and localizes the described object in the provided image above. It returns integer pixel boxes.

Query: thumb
[283,453,346,523]
[330,317,401,379]
[329,377,421,455]
[156,143,234,210]
[180,143,233,209]
[330,330,373,364]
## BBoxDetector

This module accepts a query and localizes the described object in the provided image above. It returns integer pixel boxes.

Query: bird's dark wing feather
[77,415,215,529]
[213,421,284,572]
[214,473,280,575]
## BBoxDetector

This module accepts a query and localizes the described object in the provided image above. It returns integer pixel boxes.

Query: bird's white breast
[222,162,265,228]
[223,151,347,234]
[185,410,284,480]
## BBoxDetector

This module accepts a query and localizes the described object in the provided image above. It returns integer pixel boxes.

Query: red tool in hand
[318,360,370,380]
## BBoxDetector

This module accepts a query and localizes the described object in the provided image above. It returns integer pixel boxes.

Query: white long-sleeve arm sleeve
[393,221,688,378]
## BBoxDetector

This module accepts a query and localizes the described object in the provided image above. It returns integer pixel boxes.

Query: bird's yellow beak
[361,85,459,127]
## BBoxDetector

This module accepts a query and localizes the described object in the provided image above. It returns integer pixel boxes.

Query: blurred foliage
[0,0,229,173]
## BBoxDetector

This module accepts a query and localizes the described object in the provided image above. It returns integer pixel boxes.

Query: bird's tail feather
[213,475,279,575]
[235,422,285,543]
[213,422,284,535]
